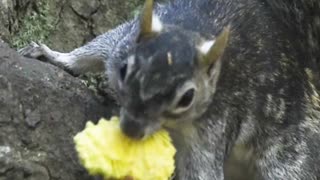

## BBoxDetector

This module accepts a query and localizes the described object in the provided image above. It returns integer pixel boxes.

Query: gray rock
[0,0,143,51]
[0,42,118,180]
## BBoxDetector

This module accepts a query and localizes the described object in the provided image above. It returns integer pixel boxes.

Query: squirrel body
[20,0,320,179]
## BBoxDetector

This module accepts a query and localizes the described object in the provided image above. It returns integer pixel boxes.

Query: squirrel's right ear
[137,0,163,42]
[197,26,230,75]
[198,26,230,68]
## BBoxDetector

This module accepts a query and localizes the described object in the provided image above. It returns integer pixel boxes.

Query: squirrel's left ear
[137,0,163,42]
[198,26,231,73]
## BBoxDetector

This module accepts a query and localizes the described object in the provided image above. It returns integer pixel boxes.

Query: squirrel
[19,0,320,179]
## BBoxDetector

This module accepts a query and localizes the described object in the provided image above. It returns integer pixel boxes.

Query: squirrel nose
[120,117,145,139]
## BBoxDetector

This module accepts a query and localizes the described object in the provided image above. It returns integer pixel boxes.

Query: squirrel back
[265,0,320,85]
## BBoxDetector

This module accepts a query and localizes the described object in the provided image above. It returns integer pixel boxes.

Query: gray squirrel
[19,0,320,179]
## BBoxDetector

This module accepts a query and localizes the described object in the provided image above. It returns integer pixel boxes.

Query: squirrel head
[115,0,230,139]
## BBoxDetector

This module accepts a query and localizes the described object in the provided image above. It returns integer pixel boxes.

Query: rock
[0,0,143,51]
[0,0,144,102]
[0,42,118,180]
[70,0,100,18]
[0,0,13,43]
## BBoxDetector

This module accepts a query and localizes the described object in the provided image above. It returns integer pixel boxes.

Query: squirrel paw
[18,42,65,68]
[18,41,44,58]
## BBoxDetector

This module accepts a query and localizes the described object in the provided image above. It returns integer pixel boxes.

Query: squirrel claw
[18,41,45,59]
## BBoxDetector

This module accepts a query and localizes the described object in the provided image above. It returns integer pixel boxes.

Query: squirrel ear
[137,0,163,42]
[198,26,231,68]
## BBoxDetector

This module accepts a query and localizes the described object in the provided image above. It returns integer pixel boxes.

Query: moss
[124,0,143,19]
[130,5,143,18]
[11,0,55,49]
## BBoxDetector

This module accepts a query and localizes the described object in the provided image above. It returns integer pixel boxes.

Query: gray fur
[20,0,320,179]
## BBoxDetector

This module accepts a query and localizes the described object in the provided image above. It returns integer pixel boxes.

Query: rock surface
[0,0,143,100]
[0,42,118,180]
[0,0,143,51]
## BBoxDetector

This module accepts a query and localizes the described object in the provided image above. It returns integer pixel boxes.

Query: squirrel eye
[120,63,127,81]
[177,88,195,108]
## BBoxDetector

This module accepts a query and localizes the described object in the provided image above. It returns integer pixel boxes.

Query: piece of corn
[73,116,176,180]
